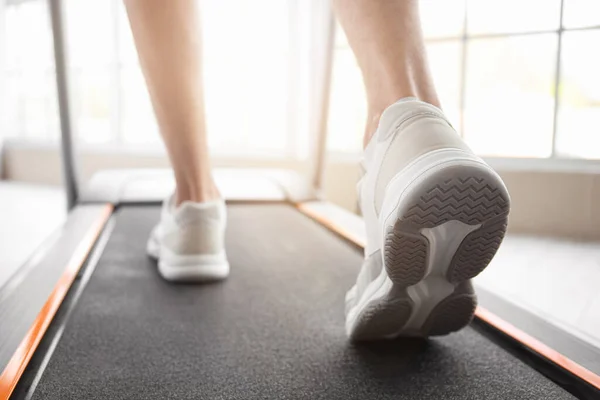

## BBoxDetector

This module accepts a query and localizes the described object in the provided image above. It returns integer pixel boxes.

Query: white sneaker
[346,98,510,340]
[147,196,229,282]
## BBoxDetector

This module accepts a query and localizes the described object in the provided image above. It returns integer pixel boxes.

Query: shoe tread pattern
[403,177,509,227]
[448,218,508,283]
[426,292,477,336]
[384,230,428,287]
[351,297,412,341]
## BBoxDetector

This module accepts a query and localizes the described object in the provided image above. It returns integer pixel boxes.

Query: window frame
[4,0,600,167]
[420,0,600,160]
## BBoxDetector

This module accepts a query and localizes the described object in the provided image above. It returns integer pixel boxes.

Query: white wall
[4,143,600,240]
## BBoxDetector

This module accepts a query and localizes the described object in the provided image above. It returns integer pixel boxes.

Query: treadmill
[1,1,600,399]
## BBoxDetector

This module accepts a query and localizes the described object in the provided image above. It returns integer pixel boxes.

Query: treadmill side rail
[0,204,112,400]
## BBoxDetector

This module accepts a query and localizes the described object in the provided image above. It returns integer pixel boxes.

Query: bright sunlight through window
[2,0,600,160]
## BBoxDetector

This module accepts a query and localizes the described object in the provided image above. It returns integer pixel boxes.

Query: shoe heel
[423,281,477,336]
[385,162,510,286]
[381,161,509,336]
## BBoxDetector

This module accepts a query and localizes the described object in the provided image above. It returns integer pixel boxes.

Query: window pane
[65,0,115,68]
[3,6,20,70]
[335,22,349,48]
[563,0,600,29]
[118,4,160,146]
[327,49,365,154]
[3,72,22,139]
[4,2,54,70]
[116,0,291,154]
[117,0,139,66]
[46,71,60,142]
[202,0,290,157]
[556,30,600,159]
[420,0,465,39]
[120,66,161,146]
[335,0,466,47]
[71,69,115,144]
[7,71,59,140]
[464,35,557,157]
[425,41,462,129]
[467,0,561,34]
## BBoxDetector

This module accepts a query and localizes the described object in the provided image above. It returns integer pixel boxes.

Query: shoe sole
[147,236,229,282]
[348,158,509,340]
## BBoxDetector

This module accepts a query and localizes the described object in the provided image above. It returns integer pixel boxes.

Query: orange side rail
[0,204,113,400]
[476,305,600,390]
[296,202,600,391]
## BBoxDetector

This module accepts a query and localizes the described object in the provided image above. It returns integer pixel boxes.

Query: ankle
[364,95,410,148]
[363,111,382,149]
[363,94,442,148]
[175,180,221,205]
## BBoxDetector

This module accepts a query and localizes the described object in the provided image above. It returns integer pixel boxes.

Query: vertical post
[458,0,468,137]
[49,0,79,210]
[0,0,5,179]
[551,0,566,158]
[310,6,336,198]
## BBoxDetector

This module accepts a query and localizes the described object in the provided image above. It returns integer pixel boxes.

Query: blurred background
[0,0,600,173]
[1,0,600,207]
[1,0,600,352]
[2,0,600,188]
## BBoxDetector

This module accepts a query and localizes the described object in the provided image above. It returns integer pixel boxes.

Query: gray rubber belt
[31,204,574,399]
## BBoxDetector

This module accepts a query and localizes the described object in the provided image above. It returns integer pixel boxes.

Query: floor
[0,182,66,288]
[0,182,598,350]
[477,235,600,348]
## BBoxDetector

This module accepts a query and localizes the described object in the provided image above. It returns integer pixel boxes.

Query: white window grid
[2,0,600,161]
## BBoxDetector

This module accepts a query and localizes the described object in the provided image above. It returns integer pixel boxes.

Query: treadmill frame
[1,0,599,398]
[0,204,113,398]
[2,199,599,399]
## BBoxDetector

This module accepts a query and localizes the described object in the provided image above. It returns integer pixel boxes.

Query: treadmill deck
[29,204,574,399]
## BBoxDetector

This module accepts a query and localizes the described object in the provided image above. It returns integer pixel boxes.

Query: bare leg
[332,0,440,146]
[124,0,218,204]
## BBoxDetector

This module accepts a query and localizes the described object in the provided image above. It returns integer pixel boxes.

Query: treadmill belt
[31,204,575,399]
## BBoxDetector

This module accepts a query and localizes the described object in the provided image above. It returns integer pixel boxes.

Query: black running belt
[30,204,574,399]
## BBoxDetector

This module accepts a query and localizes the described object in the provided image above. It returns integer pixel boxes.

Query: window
[2,0,57,141]
[464,34,557,158]
[556,30,600,159]
[1,0,297,158]
[328,0,600,160]
[2,0,600,161]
